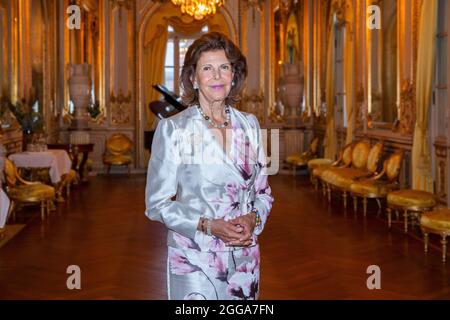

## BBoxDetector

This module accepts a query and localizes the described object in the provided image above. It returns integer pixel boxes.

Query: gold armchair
[350,150,404,216]
[321,141,384,208]
[3,158,55,221]
[286,137,320,176]
[103,133,133,175]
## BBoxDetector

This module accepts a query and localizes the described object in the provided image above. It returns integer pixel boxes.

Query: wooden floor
[1,173,449,299]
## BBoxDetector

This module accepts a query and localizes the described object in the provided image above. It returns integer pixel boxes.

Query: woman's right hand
[211,219,244,244]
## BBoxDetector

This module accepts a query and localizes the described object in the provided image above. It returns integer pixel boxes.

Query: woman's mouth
[210,85,225,90]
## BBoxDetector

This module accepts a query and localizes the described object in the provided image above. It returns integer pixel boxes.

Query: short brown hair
[180,32,247,107]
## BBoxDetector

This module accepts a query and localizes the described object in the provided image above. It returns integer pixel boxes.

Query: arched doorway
[136,2,236,168]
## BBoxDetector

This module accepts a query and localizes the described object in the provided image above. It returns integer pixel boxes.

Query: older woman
[145,32,273,300]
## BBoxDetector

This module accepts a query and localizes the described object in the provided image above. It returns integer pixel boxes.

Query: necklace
[197,105,231,129]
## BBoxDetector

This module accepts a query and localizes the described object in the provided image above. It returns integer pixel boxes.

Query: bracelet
[206,219,212,236]
[251,208,262,228]
[200,218,206,233]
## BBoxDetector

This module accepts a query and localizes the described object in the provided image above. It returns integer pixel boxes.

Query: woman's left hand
[226,212,256,247]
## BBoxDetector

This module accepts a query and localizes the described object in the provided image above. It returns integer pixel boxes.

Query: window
[163,25,209,94]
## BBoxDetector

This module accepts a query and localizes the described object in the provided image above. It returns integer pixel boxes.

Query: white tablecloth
[8,150,72,184]
[0,188,10,228]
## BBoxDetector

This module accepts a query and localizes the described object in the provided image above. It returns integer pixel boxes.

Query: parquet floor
[0,174,449,299]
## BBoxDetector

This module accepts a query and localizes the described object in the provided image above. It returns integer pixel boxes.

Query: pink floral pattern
[168,246,261,300]
[169,249,201,276]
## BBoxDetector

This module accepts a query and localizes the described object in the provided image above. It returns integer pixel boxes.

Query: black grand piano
[144,84,187,151]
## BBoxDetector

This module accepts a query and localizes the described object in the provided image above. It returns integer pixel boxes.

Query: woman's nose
[213,69,221,79]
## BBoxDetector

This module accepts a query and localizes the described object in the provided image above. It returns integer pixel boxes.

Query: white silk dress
[145,105,273,300]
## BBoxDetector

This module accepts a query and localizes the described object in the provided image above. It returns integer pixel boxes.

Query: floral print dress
[145,106,273,300]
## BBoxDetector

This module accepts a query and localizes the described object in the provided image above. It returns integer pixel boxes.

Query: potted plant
[6,88,44,150]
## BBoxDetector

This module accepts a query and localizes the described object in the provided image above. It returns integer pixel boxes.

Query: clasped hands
[211,212,256,247]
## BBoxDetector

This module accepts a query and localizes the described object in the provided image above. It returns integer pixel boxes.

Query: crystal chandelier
[171,0,225,20]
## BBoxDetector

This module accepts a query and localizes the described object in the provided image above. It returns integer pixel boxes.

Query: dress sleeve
[145,118,203,239]
[249,115,274,236]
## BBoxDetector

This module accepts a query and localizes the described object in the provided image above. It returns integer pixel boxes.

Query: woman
[145,32,273,300]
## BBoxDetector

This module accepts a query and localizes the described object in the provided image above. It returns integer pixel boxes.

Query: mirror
[0,0,8,96]
[30,0,45,120]
[0,0,15,130]
[271,0,304,124]
[63,0,104,123]
[367,0,399,129]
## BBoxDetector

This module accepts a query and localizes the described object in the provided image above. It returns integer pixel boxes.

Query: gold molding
[399,79,415,135]
[355,84,365,130]
[412,0,422,80]
[242,0,264,26]
[110,90,132,125]
[109,0,135,126]
[241,90,265,124]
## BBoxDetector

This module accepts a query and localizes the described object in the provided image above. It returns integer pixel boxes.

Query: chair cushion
[8,184,55,202]
[286,154,303,164]
[307,158,333,170]
[106,134,133,155]
[366,143,383,173]
[286,153,310,166]
[313,166,330,178]
[420,208,450,231]
[387,189,436,209]
[322,168,368,189]
[103,154,132,165]
[350,180,395,197]
[351,141,370,170]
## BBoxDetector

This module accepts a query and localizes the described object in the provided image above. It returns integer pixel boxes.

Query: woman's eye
[221,65,230,70]
[203,66,211,71]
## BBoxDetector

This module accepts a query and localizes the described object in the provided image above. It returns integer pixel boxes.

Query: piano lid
[152,84,187,112]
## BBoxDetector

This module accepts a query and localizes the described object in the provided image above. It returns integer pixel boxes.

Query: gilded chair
[3,158,55,221]
[420,208,450,263]
[61,169,77,196]
[102,134,133,175]
[350,150,403,217]
[311,142,356,195]
[308,158,334,189]
[321,141,384,208]
[286,137,320,176]
[386,189,436,234]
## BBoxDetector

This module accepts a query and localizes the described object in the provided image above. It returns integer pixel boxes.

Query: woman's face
[194,49,234,106]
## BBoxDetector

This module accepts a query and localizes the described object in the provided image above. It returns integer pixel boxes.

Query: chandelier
[171,0,225,20]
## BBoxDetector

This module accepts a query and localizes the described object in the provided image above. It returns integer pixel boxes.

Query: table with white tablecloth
[8,150,72,184]
[0,187,10,229]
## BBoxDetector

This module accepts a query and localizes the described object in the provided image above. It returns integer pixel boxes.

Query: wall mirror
[367,0,399,130]
[0,0,15,130]
[271,0,303,123]
[63,0,104,123]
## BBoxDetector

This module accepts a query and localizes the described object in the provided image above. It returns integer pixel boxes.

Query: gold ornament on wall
[241,90,264,124]
[399,80,415,135]
[242,0,264,25]
[110,91,132,125]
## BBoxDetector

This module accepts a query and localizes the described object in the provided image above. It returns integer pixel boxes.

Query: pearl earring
[193,83,198,89]
[231,80,235,86]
